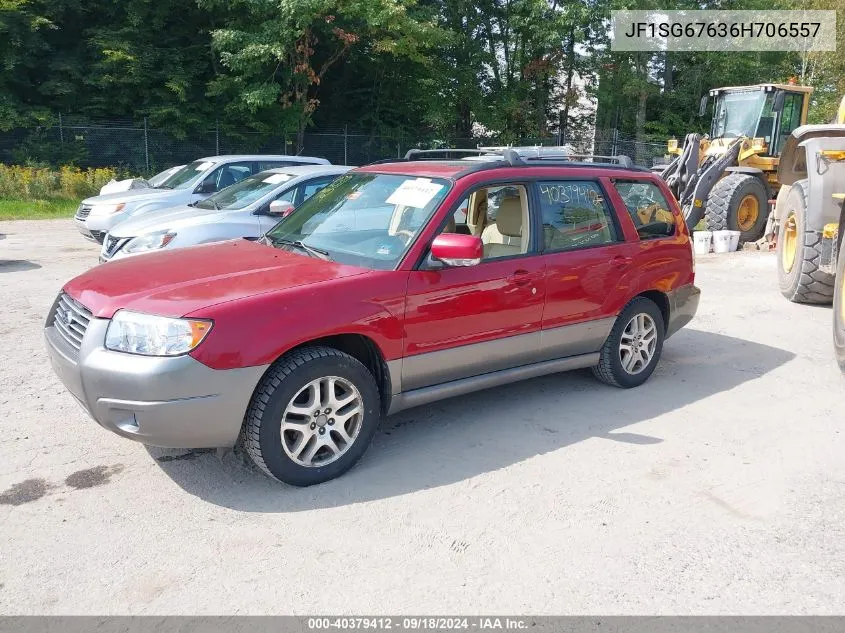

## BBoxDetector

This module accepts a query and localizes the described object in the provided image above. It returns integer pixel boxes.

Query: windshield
[711,91,768,139]
[147,165,182,187]
[157,160,216,189]
[264,172,451,270]
[195,171,295,211]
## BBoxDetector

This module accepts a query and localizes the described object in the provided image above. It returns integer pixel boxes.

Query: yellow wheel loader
[661,83,813,243]
[770,95,845,373]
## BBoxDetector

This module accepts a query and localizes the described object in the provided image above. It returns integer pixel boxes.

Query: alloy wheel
[619,313,658,375]
[280,376,364,467]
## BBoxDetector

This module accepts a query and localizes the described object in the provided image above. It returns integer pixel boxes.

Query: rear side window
[536,180,618,252]
[614,180,677,239]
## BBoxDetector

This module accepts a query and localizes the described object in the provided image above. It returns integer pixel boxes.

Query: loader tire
[776,179,835,305]
[833,229,845,373]
[705,173,769,243]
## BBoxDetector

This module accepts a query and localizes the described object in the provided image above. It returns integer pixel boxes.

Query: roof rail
[367,147,637,171]
[520,153,634,169]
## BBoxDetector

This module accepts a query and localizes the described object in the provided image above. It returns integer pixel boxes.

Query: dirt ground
[1,219,844,615]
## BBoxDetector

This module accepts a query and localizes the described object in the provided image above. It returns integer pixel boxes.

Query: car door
[610,177,691,296]
[535,179,640,361]
[401,183,546,391]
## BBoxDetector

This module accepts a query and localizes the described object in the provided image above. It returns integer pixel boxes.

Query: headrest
[496,197,522,237]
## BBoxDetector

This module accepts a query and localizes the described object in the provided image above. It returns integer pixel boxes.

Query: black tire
[833,232,845,373]
[776,180,835,304]
[243,346,381,486]
[705,173,769,243]
[592,297,665,388]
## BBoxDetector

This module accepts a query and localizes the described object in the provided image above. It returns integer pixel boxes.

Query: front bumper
[81,211,130,245]
[74,218,103,243]
[44,316,268,448]
[666,283,701,339]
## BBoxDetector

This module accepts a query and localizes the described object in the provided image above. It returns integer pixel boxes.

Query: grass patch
[0,198,79,220]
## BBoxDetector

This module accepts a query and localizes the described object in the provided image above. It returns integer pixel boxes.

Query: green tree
[202,0,438,150]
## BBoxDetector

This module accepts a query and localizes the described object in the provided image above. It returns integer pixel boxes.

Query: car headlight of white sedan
[105,310,212,356]
[122,231,176,254]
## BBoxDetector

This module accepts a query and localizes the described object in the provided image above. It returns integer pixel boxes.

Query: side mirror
[196,180,217,194]
[430,233,482,267]
[268,200,295,217]
[698,95,708,117]
[773,91,785,113]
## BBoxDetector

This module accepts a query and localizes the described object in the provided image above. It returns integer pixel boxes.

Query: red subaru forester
[45,149,700,486]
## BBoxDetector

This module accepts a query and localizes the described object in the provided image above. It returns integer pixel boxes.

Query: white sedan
[99,165,352,262]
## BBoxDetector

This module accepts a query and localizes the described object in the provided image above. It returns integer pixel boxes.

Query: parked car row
[48,147,700,487]
[99,165,351,262]
[74,154,331,244]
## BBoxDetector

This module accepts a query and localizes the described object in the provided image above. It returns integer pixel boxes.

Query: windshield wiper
[154,185,173,190]
[272,238,332,261]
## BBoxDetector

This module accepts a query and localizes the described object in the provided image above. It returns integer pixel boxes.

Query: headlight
[90,203,126,215]
[105,310,212,356]
[123,231,176,254]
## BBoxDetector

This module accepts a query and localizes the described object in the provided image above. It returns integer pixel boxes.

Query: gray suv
[74,154,330,243]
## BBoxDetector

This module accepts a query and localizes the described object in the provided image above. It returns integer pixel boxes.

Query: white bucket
[728,230,741,252]
[693,231,712,255]
[712,230,733,253]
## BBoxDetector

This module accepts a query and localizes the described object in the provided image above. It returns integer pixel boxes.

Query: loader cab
[708,84,812,157]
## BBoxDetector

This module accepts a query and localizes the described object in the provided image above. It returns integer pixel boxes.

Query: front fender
[187,272,408,370]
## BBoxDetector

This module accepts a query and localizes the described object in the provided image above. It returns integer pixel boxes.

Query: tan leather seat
[482,197,523,258]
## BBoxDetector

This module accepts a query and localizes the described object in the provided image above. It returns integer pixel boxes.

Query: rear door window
[535,180,618,252]
[614,180,677,239]
[293,176,337,205]
[202,161,253,192]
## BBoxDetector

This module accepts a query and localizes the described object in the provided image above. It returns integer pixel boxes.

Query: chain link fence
[0,117,671,173]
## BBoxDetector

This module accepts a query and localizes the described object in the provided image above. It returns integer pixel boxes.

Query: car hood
[110,204,234,237]
[64,239,371,319]
[82,188,184,206]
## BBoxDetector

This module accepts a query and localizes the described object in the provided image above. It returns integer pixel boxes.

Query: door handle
[610,255,633,268]
[508,269,533,286]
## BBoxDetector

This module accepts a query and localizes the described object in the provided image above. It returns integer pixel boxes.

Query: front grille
[75,204,92,220]
[52,293,92,352]
[90,230,106,243]
[102,234,130,259]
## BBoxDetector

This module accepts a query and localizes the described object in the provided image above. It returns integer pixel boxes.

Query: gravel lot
[1,219,844,615]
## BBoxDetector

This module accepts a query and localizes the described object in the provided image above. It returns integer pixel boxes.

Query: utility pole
[143,117,150,171]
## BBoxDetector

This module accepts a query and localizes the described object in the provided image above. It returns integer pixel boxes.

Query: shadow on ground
[0,259,41,272]
[148,328,795,512]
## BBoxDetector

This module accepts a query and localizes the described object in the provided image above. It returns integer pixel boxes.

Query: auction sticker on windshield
[386,178,445,208]
[195,162,214,171]
[264,173,293,184]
